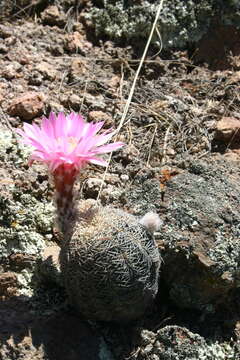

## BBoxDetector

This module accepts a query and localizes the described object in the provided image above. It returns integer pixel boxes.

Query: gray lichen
[207,231,240,279]
[17,268,35,296]
[136,326,238,360]
[0,127,54,299]
[84,0,213,47]
[84,0,240,48]
[0,192,54,259]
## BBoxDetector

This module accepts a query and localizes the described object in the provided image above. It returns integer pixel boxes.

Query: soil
[0,2,240,360]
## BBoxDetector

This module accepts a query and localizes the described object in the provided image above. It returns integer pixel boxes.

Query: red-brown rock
[41,5,66,27]
[215,116,240,143]
[88,111,113,126]
[65,32,92,54]
[0,272,18,299]
[35,61,57,81]
[7,92,45,120]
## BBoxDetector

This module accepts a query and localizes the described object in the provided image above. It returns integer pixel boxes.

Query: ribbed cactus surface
[60,200,161,322]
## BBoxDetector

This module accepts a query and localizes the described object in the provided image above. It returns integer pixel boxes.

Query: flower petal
[16,111,124,172]
[92,142,125,154]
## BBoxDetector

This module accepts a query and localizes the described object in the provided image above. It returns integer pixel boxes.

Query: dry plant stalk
[97,0,165,200]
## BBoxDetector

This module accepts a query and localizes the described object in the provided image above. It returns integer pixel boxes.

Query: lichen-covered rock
[0,127,54,295]
[135,326,238,360]
[0,192,54,259]
[60,200,161,322]
[1,0,239,50]
[124,157,240,313]
[160,159,240,312]
[83,0,240,48]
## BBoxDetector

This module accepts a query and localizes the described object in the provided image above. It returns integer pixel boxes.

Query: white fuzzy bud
[139,212,162,233]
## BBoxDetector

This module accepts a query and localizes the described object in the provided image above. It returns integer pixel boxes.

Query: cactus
[16,111,161,322]
[60,200,161,322]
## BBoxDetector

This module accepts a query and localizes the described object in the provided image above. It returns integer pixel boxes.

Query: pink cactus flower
[16,111,124,172]
[16,112,124,231]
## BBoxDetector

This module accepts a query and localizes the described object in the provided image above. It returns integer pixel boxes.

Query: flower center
[67,136,78,151]
[57,136,78,152]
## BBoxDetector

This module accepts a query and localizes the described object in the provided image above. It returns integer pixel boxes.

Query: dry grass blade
[161,126,171,165]
[97,0,165,201]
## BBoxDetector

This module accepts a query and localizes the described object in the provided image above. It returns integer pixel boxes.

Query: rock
[35,61,58,81]
[160,160,240,312]
[41,5,66,27]
[84,93,106,111]
[120,174,129,182]
[0,272,18,299]
[68,94,82,110]
[137,326,237,359]
[50,43,64,56]
[84,177,104,198]
[28,70,43,86]
[65,32,82,53]
[0,24,12,38]
[83,1,240,50]
[121,144,140,165]
[125,157,240,313]
[2,61,22,80]
[65,31,92,55]
[108,75,120,89]
[65,32,92,55]
[215,116,240,144]
[4,35,16,47]
[7,92,45,120]
[88,111,113,127]
[0,44,8,53]
[69,58,88,82]
[104,174,120,185]
[9,253,36,270]
[227,70,240,85]
[60,199,161,322]
[47,100,64,113]
[194,25,240,70]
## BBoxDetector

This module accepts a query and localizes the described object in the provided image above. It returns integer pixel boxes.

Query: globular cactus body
[60,201,161,323]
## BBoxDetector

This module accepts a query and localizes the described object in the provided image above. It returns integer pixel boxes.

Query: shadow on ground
[0,296,101,360]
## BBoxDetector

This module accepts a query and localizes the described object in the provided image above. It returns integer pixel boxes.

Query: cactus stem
[53,164,78,232]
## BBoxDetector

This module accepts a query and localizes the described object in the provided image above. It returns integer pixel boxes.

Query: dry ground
[0,3,240,359]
